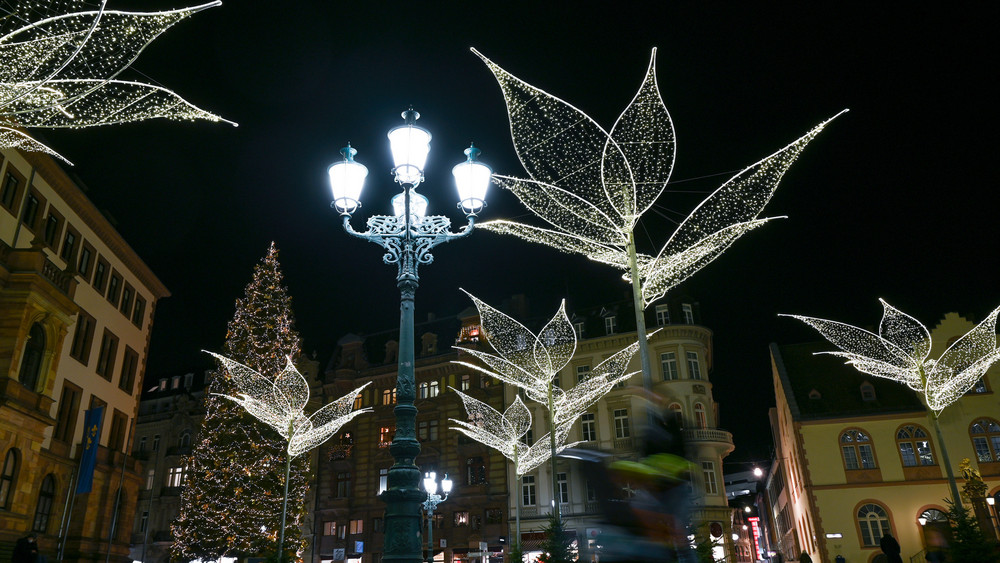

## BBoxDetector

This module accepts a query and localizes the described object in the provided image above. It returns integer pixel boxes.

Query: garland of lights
[472,47,844,307]
[0,0,234,162]
[209,353,372,457]
[783,300,1000,414]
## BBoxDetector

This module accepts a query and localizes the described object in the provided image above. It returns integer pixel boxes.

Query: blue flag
[76,406,104,494]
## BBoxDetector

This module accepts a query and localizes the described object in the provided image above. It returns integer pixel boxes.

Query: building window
[417,419,439,441]
[152,435,160,451]
[378,468,388,495]
[119,283,134,317]
[166,466,185,487]
[145,469,154,490]
[21,192,41,230]
[860,382,876,401]
[604,315,617,335]
[92,258,109,293]
[454,511,469,526]
[18,323,46,391]
[323,521,337,536]
[184,373,193,388]
[106,272,122,306]
[373,517,383,533]
[702,461,718,495]
[896,425,934,467]
[139,511,149,533]
[682,303,694,324]
[581,413,596,442]
[655,304,670,326]
[557,472,569,503]
[353,394,364,410]
[841,429,877,470]
[575,364,590,383]
[336,472,351,497]
[171,375,180,389]
[419,380,441,398]
[613,408,630,439]
[970,418,1000,462]
[179,431,192,448]
[0,449,20,509]
[60,229,78,262]
[349,519,363,535]
[32,474,56,533]
[856,503,891,547]
[96,329,119,381]
[132,295,146,328]
[520,428,534,446]
[667,403,683,426]
[573,321,585,338]
[70,310,96,365]
[522,475,536,506]
[138,436,147,453]
[467,456,486,485]
[660,352,678,380]
[686,352,702,380]
[460,374,471,391]
[382,388,396,405]
[53,382,82,442]
[118,347,139,394]
[379,427,394,448]
[694,403,707,429]
[108,410,128,452]
[43,210,63,248]
[487,508,503,525]
[1,169,24,213]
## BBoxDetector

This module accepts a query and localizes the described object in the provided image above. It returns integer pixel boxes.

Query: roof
[772,341,926,421]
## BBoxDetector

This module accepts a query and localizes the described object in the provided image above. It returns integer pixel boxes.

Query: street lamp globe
[453,145,491,216]
[423,472,438,496]
[441,474,453,494]
[388,109,432,186]
[753,466,763,478]
[328,145,368,215]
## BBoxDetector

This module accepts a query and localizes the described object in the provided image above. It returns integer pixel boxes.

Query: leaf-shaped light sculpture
[782,300,1000,414]
[473,47,845,307]
[209,352,371,457]
[0,1,235,162]
[448,391,579,476]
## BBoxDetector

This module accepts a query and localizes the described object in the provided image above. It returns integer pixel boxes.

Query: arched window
[856,503,891,547]
[667,403,683,427]
[0,449,20,508]
[19,323,46,391]
[179,431,192,448]
[919,508,948,525]
[694,403,706,429]
[840,429,877,470]
[896,425,934,466]
[33,474,56,532]
[970,418,1000,462]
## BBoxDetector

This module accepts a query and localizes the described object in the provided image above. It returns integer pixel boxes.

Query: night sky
[42,2,997,464]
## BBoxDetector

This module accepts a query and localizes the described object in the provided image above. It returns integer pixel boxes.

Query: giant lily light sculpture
[451,291,640,525]
[0,0,235,162]
[473,46,844,391]
[782,300,1000,507]
[209,352,371,559]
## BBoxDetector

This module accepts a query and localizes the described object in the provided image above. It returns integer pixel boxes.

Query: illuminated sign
[748,516,764,560]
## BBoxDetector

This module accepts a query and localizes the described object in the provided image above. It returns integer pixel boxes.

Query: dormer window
[573,321,585,338]
[655,304,670,326]
[604,315,617,335]
[385,340,399,364]
[808,389,822,400]
[860,382,876,401]
[682,304,694,324]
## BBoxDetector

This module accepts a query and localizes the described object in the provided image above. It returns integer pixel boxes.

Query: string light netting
[172,244,308,563]
[209,352,371,457]
[783,300,1000,414]
[450,291,640,474]
[472,47,845,306]
[0,0,234,162]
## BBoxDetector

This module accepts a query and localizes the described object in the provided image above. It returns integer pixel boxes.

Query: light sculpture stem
[547,383,560,522]
[932,413,963,510]
[627,231,655,415]
[342,183,476,563]
[514,459,521,558]
[277,421,293,561]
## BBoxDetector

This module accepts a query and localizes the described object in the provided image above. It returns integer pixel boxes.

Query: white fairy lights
[209,352,372,457]
[472,47,845,307]
[448,291,640,474]
[0,0,234,161]
[783,300,1000,414]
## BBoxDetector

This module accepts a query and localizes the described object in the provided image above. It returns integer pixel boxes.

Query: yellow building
[767,311,1000,563]
[1,146,169,562]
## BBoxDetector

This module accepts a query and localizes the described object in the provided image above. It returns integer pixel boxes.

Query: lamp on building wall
[328,109,490,563]
[421,472,453,563]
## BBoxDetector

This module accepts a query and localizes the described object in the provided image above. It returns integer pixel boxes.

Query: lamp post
[421,472,453,563]
[328,109,490,563]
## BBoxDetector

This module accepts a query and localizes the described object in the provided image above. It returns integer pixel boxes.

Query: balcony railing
[613,437,634,450]
[683,428,734,445]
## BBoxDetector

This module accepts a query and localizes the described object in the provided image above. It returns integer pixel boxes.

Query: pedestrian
[12,533,39,563]
[879,533,903,563]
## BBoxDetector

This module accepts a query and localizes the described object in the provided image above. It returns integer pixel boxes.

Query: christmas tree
[172,243,309,562]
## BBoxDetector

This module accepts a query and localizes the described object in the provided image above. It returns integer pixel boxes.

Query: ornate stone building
[1,145,169,562]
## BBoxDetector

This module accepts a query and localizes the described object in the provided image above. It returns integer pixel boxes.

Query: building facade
[1,145,169,562]
[766,311,1000,563]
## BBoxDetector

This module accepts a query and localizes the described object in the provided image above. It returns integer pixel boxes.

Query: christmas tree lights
[472,47,844,307]
[209,353,372,457]
[783,300,1000,414]
[0,0,234,162]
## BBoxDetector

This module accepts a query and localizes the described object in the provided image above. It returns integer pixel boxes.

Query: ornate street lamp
[421,472,453,563]
[328,109,490,563]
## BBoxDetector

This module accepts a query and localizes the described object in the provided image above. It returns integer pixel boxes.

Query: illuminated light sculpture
[451,291,640,531]
[210,352,372,560]
[783,300,1000,508]
[0,0,235,162]
[472,46,844,394]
